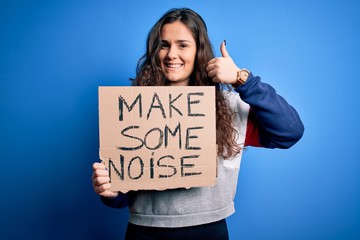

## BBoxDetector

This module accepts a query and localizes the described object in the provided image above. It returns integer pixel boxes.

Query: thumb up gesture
[206,41,240,84]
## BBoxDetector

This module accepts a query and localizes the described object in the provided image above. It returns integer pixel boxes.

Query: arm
[92,162,129,209]
[100,193,129,209]
[206,42,304,148]
[235,74,304,148]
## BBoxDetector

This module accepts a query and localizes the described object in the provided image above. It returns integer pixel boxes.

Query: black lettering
[118,94,142,121]
[169,93,183,117]
[181,155,202,177]
[117,125,144,151]
[185,126,203,150]
[144,128,163,150]
[150,152,154,179]
[164,123,182,149]
[157,155,177,178]
[147,93,166,120]
[187,92,205,117]
[108,157,124,181]
[128,156,144,180]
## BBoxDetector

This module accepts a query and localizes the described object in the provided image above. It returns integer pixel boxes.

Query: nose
[166,45,178,59]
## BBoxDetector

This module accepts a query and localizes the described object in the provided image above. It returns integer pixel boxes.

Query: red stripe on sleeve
[244,108,262,147]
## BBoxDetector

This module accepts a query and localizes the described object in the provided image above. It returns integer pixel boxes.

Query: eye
[179,43,188,48]
[161,42,169,49]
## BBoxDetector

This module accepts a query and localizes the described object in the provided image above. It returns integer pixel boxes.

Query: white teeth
[166,63,183,68]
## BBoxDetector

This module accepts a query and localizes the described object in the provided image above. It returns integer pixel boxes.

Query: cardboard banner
[98,86,216,193]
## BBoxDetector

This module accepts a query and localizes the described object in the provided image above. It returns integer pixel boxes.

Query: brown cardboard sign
[98,86,216,193]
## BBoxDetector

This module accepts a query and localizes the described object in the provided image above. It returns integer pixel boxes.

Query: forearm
[100,192,129,209]
[235,73,304,148]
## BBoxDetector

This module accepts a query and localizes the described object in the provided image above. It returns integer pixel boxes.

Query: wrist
[232,68,250,88]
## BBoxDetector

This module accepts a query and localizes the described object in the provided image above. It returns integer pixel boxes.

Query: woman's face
[158,21,197,86]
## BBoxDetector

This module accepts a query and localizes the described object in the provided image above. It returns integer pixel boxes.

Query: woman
[92,8,304,239]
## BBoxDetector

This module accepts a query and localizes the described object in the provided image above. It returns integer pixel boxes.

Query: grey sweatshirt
[100,75,304,228]
[126,90,249,227]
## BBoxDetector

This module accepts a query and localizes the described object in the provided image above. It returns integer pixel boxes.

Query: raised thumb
[220,40,230,58]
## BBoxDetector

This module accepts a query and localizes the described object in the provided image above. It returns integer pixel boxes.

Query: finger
[92,169,109,180]
[93,182,118,198]
[93,176,111,187]
[93,162,106,171]
[220,41,230,58]
[94,182,112,194]
[206,63,216,73]
[101,191,118,198]
[207,58,218,65]
[99,189,118,198]
[207,69,217,79]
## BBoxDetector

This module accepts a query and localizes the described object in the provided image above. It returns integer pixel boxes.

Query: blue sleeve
[100,192,129,209]
[235,73,304,149]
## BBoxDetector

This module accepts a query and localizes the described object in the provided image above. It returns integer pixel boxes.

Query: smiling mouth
[165,63,183,69]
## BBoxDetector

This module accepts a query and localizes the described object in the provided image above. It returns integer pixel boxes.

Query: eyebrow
[161,39,193,43]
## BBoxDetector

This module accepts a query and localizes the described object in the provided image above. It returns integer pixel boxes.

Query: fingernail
[224,39,226,46]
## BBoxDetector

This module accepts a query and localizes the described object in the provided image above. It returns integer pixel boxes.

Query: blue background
[1,0,359,239]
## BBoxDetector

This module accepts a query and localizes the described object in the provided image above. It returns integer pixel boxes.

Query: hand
[206,41,240,84]
[92,162,119,198]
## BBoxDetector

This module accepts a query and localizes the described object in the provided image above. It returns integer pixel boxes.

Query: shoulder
[220,88,250,115]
